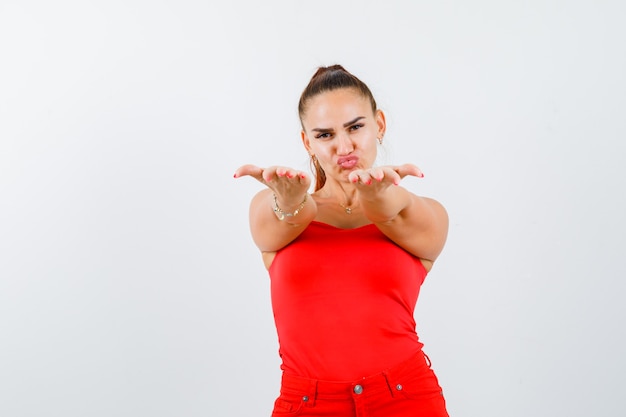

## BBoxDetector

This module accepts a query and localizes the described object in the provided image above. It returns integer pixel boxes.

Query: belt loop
[303,379,317,407]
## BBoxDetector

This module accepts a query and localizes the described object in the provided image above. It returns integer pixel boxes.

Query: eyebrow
[311,116,366,132]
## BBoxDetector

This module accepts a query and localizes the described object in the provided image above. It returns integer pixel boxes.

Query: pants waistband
[280,351,432,402]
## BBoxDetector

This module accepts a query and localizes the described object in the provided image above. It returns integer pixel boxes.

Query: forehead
[302,89,372,127]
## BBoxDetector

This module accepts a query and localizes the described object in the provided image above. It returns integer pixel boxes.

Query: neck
[319,179,359,208]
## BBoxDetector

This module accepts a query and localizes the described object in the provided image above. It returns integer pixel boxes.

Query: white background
[1,1,625,416]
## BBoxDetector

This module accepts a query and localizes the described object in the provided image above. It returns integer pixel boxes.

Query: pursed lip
[337,155,359,169]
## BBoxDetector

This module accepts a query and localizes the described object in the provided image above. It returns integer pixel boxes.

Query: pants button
[353,384,363,394]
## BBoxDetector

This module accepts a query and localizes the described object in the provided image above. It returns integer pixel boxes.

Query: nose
[336,132,354,155]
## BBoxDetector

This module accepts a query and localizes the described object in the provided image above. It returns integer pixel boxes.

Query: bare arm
[234,164,317,252]
[351,164,449,263]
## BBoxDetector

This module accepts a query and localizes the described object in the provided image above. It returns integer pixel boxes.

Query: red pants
[271,352,449,417]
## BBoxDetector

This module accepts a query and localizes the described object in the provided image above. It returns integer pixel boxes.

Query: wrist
[272,193,309,221]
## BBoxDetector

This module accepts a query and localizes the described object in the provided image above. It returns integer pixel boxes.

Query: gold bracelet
[273,193,308,221]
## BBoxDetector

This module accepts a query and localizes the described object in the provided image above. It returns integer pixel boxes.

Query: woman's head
[298,65,383,191]
[298,65,377,127]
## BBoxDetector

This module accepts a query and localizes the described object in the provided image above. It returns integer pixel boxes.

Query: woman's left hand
[348,163,424,193]
[347,163,447,264]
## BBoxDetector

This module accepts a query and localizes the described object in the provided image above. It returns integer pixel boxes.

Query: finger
[378,167,401,185]
[275,166,288,178]
[296,171,310,183]
[395,163,424,179]
[353,170,376,185]
[275,167,300,179]
[262,166,280,183]
[369,167,385,182]
[348,170,366,184]
[264,166,311,185]
[234,164,263,179]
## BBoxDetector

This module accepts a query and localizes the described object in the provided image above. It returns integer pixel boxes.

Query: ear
[301,130,312,153]
[375,109,387,138]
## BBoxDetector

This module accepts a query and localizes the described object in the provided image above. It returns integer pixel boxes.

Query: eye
[349,124,364,131]
[315,132,332,139]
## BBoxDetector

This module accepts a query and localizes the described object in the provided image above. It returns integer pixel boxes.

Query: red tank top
[269,221,427,381]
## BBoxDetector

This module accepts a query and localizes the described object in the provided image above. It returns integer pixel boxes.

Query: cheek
[357,133,378,149]
[315,148,333,162]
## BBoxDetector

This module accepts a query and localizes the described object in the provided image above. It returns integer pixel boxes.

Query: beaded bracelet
[273,193,308,221]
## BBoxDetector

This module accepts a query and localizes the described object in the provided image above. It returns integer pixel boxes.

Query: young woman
[235,65,450,416]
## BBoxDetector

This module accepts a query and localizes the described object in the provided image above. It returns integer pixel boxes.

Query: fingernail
[419,173,425,178]
[233,173,238,178]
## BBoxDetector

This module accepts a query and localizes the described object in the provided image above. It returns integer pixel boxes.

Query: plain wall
[1,1,625,416]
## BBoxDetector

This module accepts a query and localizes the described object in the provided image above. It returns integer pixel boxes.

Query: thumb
[396,163,424,179]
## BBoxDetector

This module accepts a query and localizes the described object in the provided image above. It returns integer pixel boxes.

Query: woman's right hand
[235,164,315,253]
[234,164,311,208]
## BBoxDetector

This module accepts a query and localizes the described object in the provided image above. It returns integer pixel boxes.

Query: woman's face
[301,88,385,183]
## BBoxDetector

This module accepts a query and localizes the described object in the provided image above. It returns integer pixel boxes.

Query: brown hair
[298,65,378,191]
